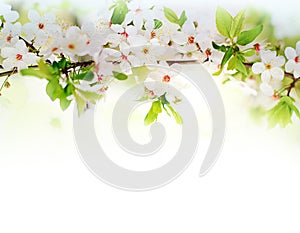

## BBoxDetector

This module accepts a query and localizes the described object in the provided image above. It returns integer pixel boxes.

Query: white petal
[4,11,19,22]
[285,47,296,60]
[127,35,147,46]
[44,13,55,24]
[126,25,137,36]
[145,20,154,32]
[110,24,124,33]
[271,56,285,67]
[260,83,274,96]
[171,31,188,45]
[261,70,271,83]
[252,62,265,74]
[1,47,15,58]
[182,20,195,35]
[28,10,40,22]
[270,67,284,80]
[133,16,144,29]
[261,50,276,64]
[296,41,300,55]
[285,60,296,73]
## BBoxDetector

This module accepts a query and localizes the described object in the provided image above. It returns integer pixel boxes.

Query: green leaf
[294,81,300,98]
[72,71,95,81]
[64,83,75,96]
[113,71,128,80]
[237,25,263,46]
[144,101,164,125]
[77,89,102,104]
[21,59,55,80]
[60,97,72,111]
[154,19,163,29]
[267,96,300,128]
[221,47,234,69]
[167,104,183,124]
[227,56,237,70]
[216,7,233,38]
[243,49,255,57]
[164,7,179,24]
[212,41,227,52]
[178,10,187,27]
[236,56,247,74]
[152,101,162,114]
[74,91,87,116]
[110,0,129,25]
[230,9,246,38]
[46,79,64,101]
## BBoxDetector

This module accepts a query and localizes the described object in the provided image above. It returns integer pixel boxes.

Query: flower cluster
[1,1,300,127]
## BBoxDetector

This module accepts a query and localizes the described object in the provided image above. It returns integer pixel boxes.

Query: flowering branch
[1,1,300,127]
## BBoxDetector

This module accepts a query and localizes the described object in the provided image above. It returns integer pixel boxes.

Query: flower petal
[270,67,284,81]
[285,47,296,60]
[261,50,276,64]
[252,62,265,74]
[261,70,271,83]
[285,60,296,73]
[260,83,274,96]
[28,10,40,22]
[271,55,285,67]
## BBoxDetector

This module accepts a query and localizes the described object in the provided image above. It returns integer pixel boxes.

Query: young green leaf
[113,71,128,80]
[243,49,255,57]
[74,91,87,116]
[144,101,159,126]
[72,71,95,81]
[60,97,72,111]
[110,0,129,25]
[77,89,102,104]
[216,7,233,38]
[237,25,263,46]
[267,96,299,128]
[294,81,300,98]
[230,9,246,38]
[167,104,183,124]
[164,7,179,24]
[46,79,64,101]
[178,10,187,27]
[220,47,234,69]
[212,41,227,52]
[154,19,163,29]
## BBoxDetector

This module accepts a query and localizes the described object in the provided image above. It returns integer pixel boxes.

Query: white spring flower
[0,4,19,24]
[252,50,285,96]
[125,0,155,29]
[144,63,187,102]
[23,10,61,47]
[1,40,38,70]
[284,41,300,78]
[61,26,89,59]
[0,22,22,47]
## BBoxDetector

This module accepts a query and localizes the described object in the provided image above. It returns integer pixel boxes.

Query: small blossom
[23,10,61,47]
[1,40,38,70]
[285,41,300,78]
[0,4,19,24]
[252,50,285,96]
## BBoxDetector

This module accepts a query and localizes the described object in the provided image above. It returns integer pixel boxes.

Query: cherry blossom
[144,63,187,101]
[285,41,300,78]
[0,22,21,47]
[1,40,37,70]
[23,10,61,47]
[125,1,155,29]
[252,50,285,96]
[0,4,19,24]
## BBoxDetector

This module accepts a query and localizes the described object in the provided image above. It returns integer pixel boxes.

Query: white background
[1,0,300,232]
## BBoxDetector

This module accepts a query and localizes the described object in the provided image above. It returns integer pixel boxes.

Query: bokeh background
[1,0,300,232]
